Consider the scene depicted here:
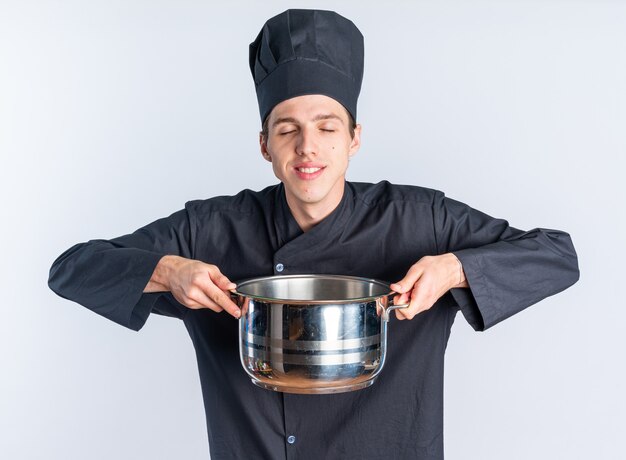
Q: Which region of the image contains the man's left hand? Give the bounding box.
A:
[390,253,469,320]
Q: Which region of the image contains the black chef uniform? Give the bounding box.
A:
[48,181,579,459]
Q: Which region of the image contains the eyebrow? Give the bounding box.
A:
[272,113,344,128]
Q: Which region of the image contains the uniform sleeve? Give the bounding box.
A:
[432,191,579,331]
[48,207,194,331]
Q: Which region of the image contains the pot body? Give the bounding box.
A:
[233,275,398,394]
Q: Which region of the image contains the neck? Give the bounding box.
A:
[285,182,346,232]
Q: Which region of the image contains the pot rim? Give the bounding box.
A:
[232,274,395,305]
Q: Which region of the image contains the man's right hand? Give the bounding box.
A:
[144,255,241,318]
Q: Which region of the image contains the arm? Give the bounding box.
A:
[48,207,239,331]
[392,192,579,329]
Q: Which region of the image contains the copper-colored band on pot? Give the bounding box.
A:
[242,332,381,352]
[244,348,381,366]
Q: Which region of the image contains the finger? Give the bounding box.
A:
[208,266,237,291]
[396,288,419,320]
[185,289,225,313]
[393,291,411,306]
[390,264,424,295]
[391,264,424,315]
[398,281,430,320]
[394,285,413,320]
[397,278,440,320]
[203,284,241,318]
[190,265,240,317]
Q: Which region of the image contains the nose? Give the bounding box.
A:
[295,127,317,156]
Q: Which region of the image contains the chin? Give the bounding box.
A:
[295,188,330,203]
[285,180,341,207]
[297,194,324,204]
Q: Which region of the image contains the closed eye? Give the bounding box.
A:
[279,130,296,136]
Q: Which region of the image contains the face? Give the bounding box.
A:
[260,94,361,214]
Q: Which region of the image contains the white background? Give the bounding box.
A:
[1,1,624,459]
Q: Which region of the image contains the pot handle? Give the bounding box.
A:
[382,300,410,321]
[230,291,248,316]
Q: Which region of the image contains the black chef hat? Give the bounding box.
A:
[249,9,364,124]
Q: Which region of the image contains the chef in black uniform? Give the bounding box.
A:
[48,9,579,460]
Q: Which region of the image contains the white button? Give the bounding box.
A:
[287,435,296,444]
[276,263,284,272]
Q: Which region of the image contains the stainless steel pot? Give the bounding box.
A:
[232,274,408,394]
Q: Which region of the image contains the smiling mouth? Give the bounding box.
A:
[294,165,325,180]
[296,167,322,173]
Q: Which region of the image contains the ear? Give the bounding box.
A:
[348,124,362,158]
[259,133,272,162]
